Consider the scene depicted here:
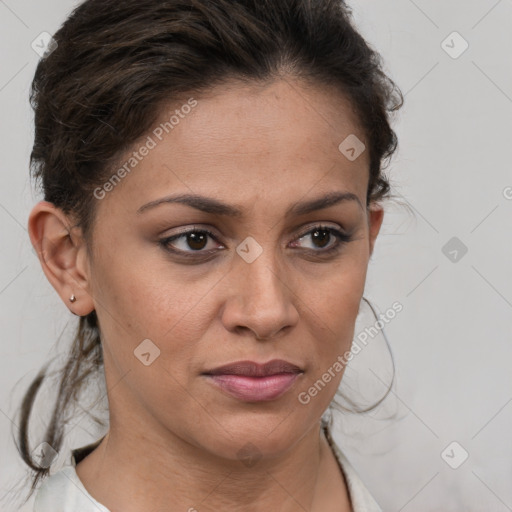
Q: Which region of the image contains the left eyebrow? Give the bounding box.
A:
[136,191,363,217]
[285,191,363,217]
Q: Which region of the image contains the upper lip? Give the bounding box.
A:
[203,359,303,377]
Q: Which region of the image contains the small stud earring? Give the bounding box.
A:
[69,294,77,303]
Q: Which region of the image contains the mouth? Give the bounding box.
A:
[202,359,304,402]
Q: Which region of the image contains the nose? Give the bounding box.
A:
[220,247,300,341]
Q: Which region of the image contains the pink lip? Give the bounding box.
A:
[203,359,303,402]
[208,373,300,401]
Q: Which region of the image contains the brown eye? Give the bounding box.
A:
[310,228,332,249]
[185,232,208,251]
[291,225,351,253]
[160,228,223,255]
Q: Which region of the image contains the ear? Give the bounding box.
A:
[28,201,95,316]
[367,203,384,259]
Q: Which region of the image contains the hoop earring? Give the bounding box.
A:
[69,294,77,303]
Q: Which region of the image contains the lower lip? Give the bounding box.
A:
[206,373,301,402]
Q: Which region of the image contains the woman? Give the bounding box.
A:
[19,0,402,510]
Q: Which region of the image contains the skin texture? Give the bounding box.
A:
[28,77,384,512]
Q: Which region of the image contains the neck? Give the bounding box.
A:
[75,420,346,512]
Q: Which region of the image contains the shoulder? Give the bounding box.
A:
[33,465,110,512]
[324,425,383,512]
[334,446,383,512]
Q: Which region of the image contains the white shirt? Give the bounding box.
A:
[33,432,382,512]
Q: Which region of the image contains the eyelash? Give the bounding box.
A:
[158,225,353,260]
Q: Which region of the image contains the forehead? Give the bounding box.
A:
[99,78,369,215]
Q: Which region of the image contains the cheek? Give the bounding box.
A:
[91,261,207,419]
[91,254,218,378]
[301,257,366,384]
[310,257,366,330]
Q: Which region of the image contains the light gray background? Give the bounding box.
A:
[1,1,511,511]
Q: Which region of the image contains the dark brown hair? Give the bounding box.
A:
[14,0,402,505]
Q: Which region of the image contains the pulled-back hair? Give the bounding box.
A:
[16,0,402,504]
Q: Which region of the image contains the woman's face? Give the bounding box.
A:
[80,78,383,460]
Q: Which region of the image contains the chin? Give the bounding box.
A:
[187,410,315,462]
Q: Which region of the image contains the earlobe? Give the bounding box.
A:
[28,201,95,316]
